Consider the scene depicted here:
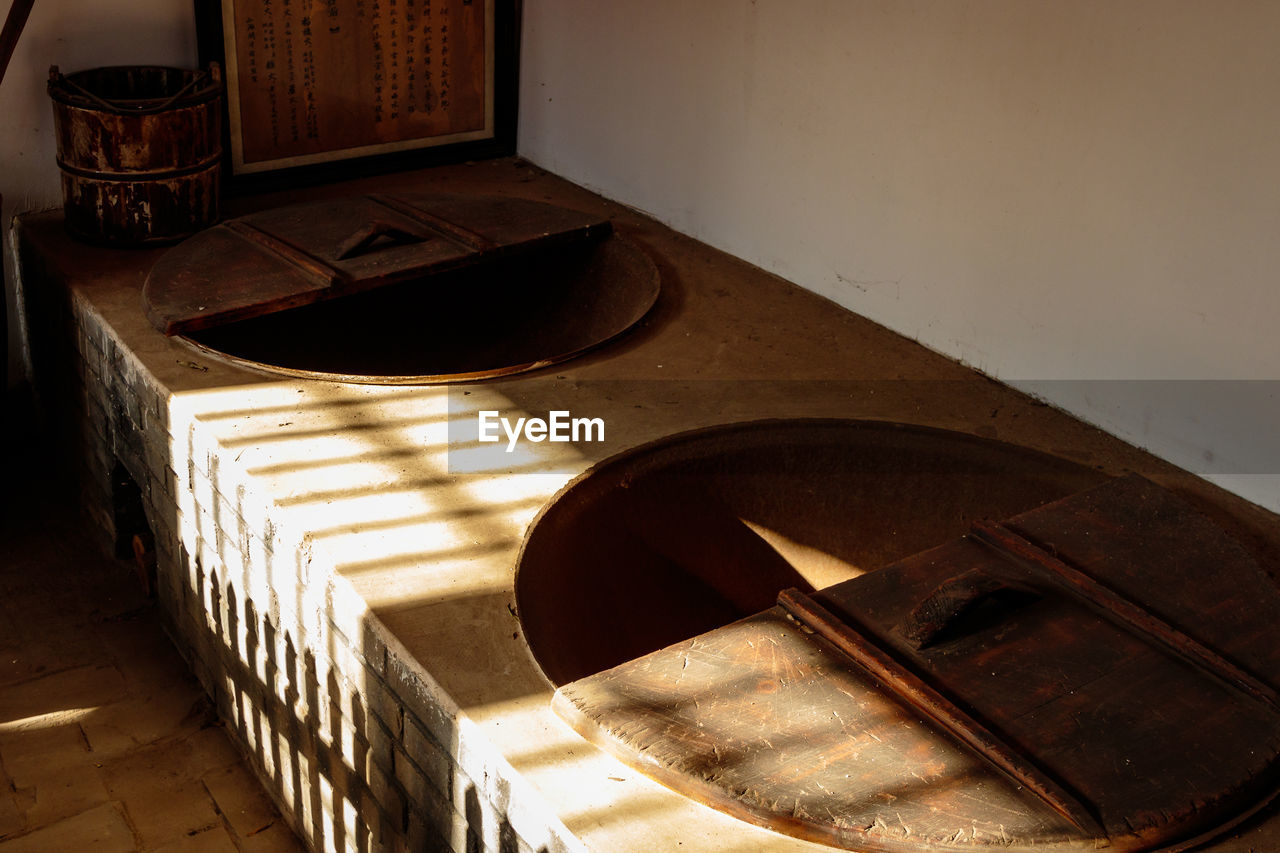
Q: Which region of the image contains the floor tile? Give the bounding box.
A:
[0,423,304,853]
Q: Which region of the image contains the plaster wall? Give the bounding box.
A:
[518,0,1280,511]
[1,0,196,384]
[3,1,1277,512]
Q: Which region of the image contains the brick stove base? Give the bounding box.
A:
[22,243,552,853]
[16,158,1280,853]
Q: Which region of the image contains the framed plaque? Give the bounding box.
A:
[196,0,518,187]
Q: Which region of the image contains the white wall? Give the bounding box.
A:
[3,1,1277,511]
[519,0,1280,511]
[2,0,196,382]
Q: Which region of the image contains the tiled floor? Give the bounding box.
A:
[0,405,305,853]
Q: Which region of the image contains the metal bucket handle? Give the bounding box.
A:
[49,63,221,114]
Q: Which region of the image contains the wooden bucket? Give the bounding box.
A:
[48,65,223,246]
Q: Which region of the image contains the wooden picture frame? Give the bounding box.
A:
[195,0,518,190]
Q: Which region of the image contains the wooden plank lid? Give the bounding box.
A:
[554,475,1280,851]
[143,192,612,335]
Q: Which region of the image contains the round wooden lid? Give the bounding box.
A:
[142,192,660,383]
[554,474,1280,851]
